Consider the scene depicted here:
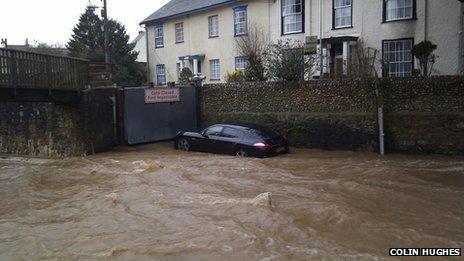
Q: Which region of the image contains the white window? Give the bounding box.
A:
[175,22,184,43]
[234,6,247,36]
[383,39,413,77]
[385,0,414,21]
[156,64,166,84]
[210,59,220,80]
[208,15,219,37]
[235,57,248,72]
[155,24,164,48]
[334,0,352,28]
[282,0,303,34]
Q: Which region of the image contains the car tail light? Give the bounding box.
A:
[253,142,269,149]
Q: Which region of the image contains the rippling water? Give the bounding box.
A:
[0,143,463,260]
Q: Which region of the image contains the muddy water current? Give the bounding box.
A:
[0,143,463,260]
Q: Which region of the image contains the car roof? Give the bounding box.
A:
[218,122,271,132]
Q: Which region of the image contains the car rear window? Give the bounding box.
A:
[247,127,279,139]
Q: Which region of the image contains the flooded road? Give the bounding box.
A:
[0,143,463,260]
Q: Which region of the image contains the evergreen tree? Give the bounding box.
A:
[67,7,144,86]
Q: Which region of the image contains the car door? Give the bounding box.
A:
[200,125,224,152]
[212,127,242,154]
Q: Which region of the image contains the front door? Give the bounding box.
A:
[330,44,344,77]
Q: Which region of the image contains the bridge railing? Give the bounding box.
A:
[0,48,89,92]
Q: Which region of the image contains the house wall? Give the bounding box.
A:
[134,32,147,63]
[309,0,461,76]
[146,0,273,84]
[145,0,462,84]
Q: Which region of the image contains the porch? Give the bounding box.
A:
[318,36,358,78]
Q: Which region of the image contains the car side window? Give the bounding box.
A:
[221,127,240,138]
[204,126,223,136]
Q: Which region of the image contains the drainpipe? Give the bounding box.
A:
[461,1,464,74]
[268,0,271,43]
[424,0,428,41]
[144,25,151,83]
[318,0,323,78]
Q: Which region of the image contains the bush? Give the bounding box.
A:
[226,70,245,83]
[179,68,193,85]
[265,39,316,82]
[412,40,438,77]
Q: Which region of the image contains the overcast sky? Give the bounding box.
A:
[0,0,170,46]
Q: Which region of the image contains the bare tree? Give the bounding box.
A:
[348,39,380,78]
[266,39,317,82]
[234,23,268,81]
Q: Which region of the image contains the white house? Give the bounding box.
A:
[132,31,147,63]
[140,0,464,85]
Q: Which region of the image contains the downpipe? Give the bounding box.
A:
[461,1,464,74]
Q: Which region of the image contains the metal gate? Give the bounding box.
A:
[123,86,199,145]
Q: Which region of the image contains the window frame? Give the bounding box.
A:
[156,64,166,85]
[281,0,305,35]
[208,15,219,38]
[234,57,248,72]
[382,0,417,23]
[381,38,414,77]
[332,0,353,30]
[154,24,164,48]
[174,22,184,43]
[233,6,248,37]
[209,59,221,81]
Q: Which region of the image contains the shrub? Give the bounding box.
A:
[265,39,316,82]
[412,40,438,77]
[179,68,193,85]
[226,70,245,83]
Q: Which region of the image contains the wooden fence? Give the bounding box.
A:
[0,48,89,92]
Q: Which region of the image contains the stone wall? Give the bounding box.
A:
[0,102,85,157]
[0,87,119,158]
[381,77,464,155]
[200,76,464,155]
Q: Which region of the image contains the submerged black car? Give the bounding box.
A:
[174,123,289,157]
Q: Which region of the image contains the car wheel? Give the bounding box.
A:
[235,149,248,157]
[177,138,190,151]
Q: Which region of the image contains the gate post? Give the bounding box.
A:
[192,76,205,131]
[193,75,205,88]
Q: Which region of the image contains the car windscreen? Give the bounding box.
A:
[204,126,223,136]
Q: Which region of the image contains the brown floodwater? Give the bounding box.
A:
[0,143,463,260]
